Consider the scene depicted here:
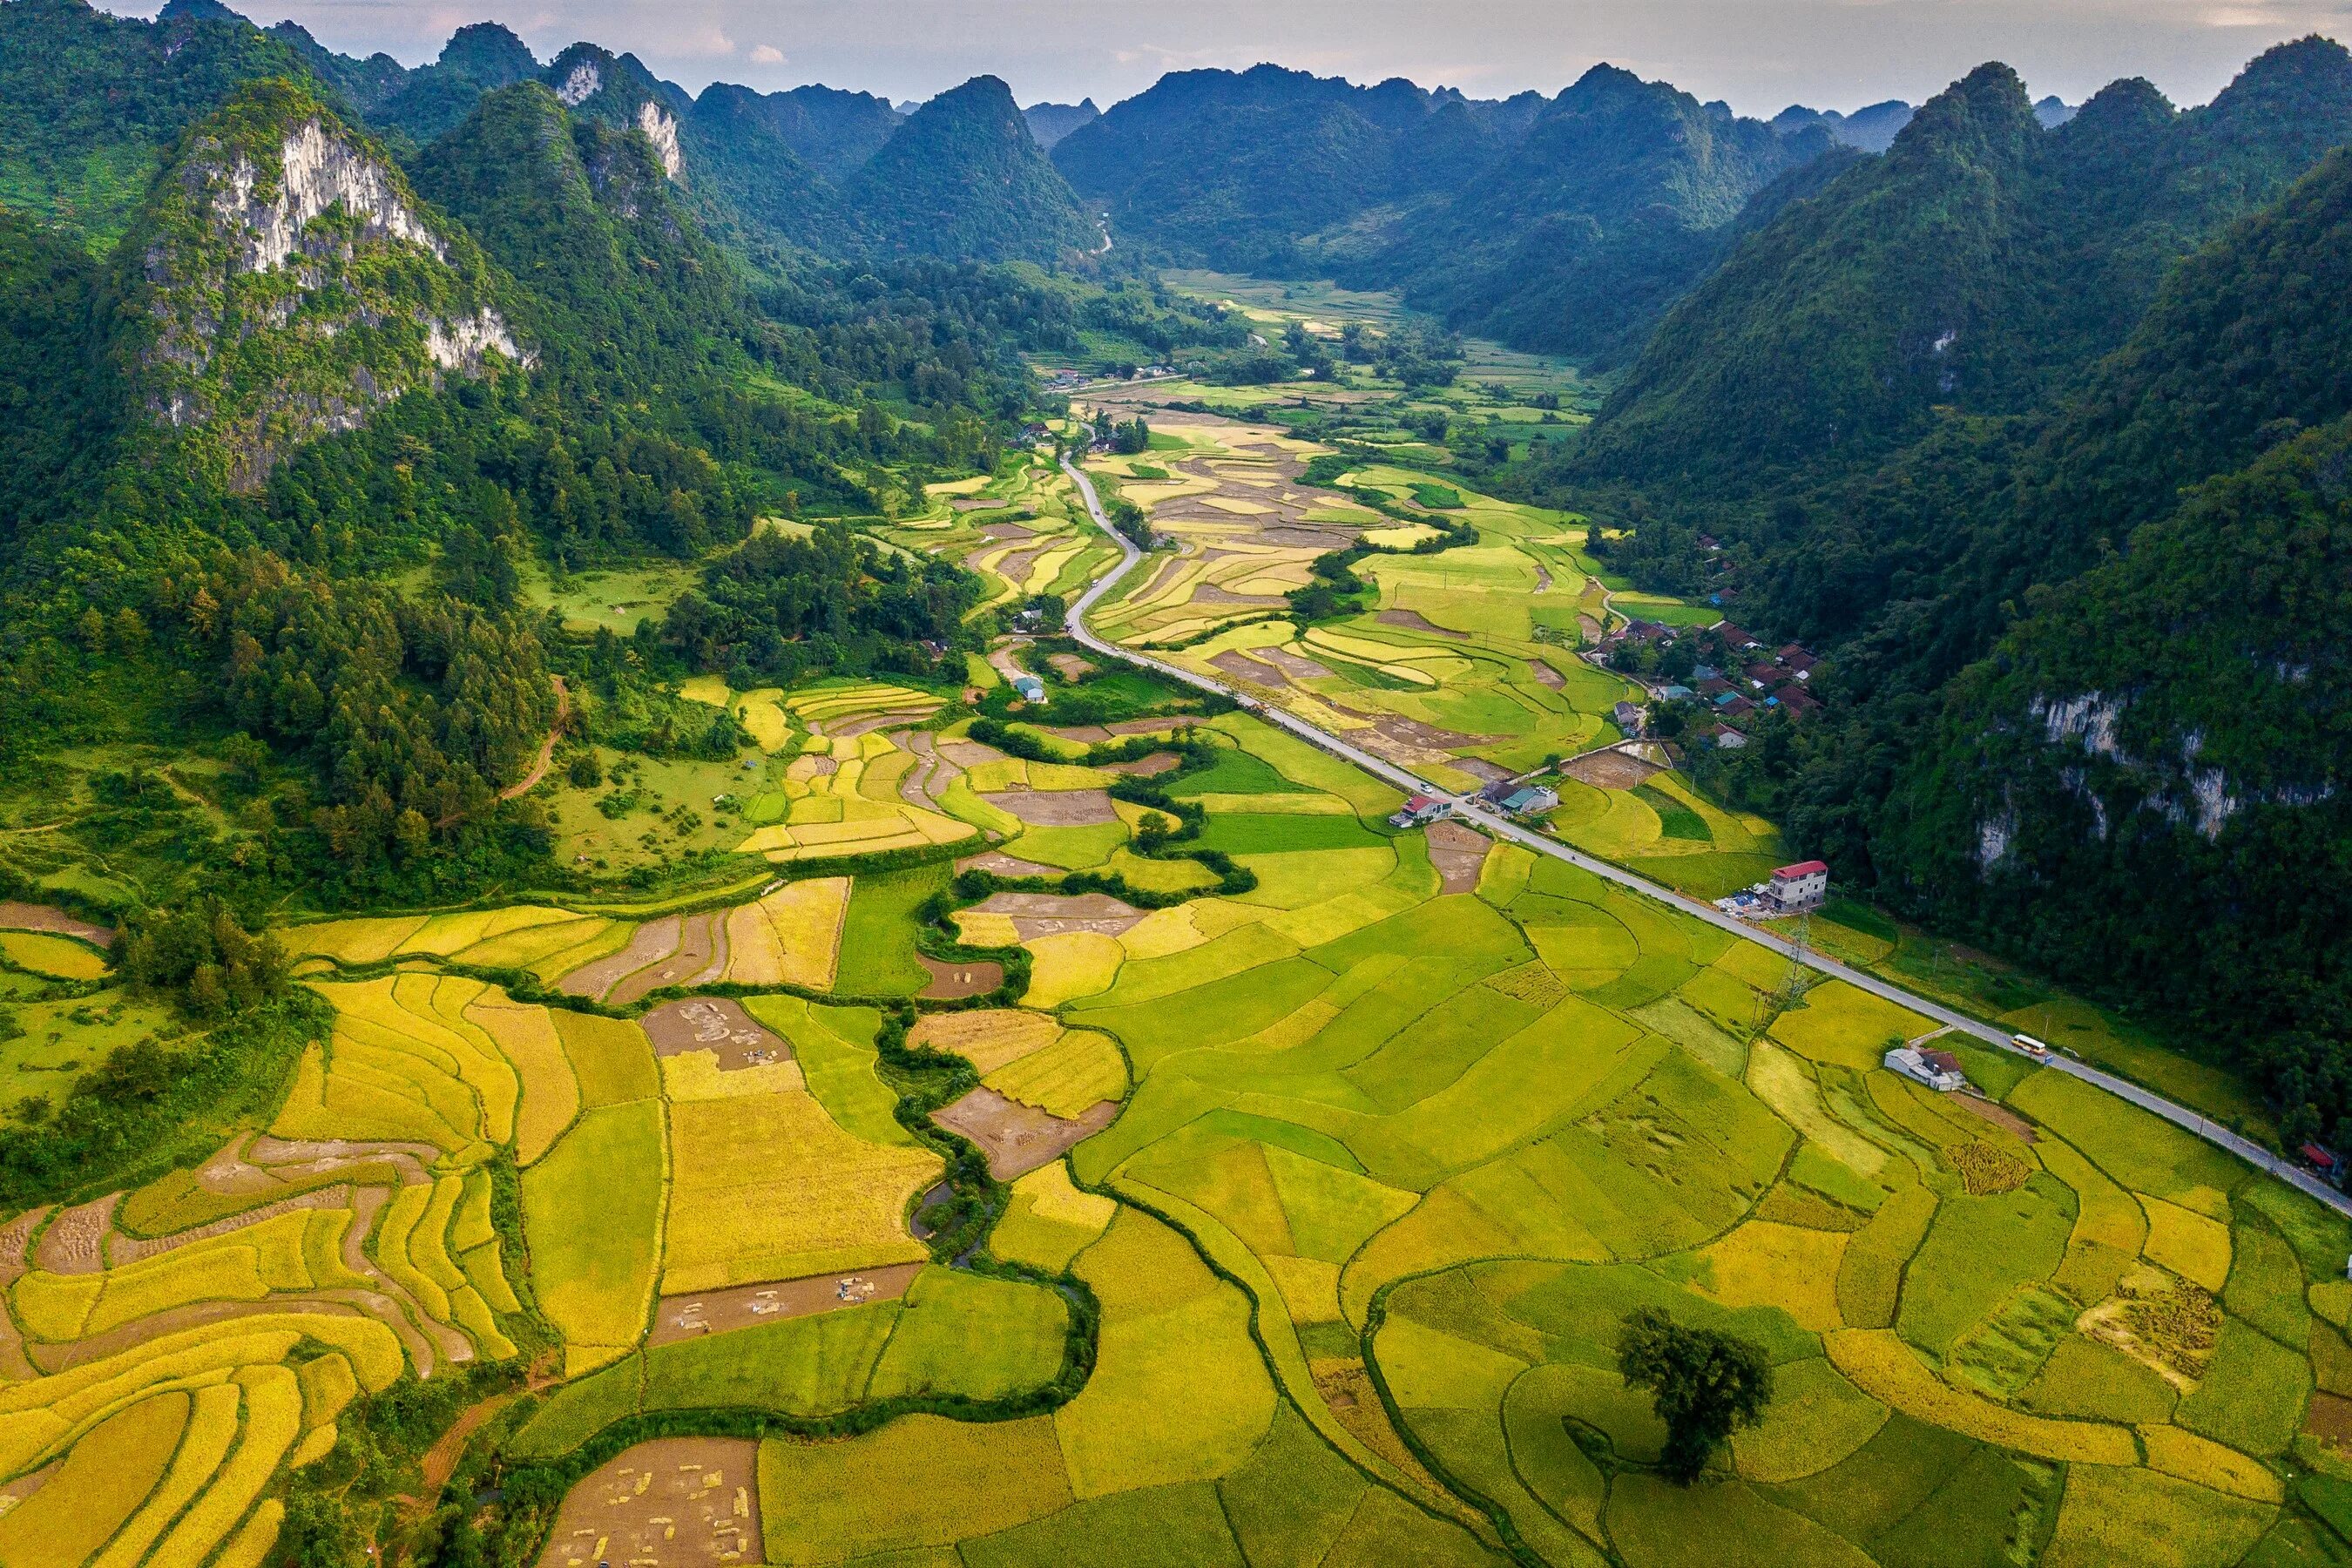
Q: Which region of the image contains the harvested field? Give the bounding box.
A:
[648,1263,924,1347]
[606,912,729,1005]
[1101,752,1182,777]
[1375,609,1468,640]
[971,892,1145,940]
[957,850,1062,877]
[1253,645,1334,682]
[1530,660,1565,690]
[941,741,1009,767]
[979,787,1119,826]
[1048,653,1097,679]
[537,1436,760,1568]
[35,1193,118,1274]
[918,956,1004,999]
[1950,1094,2038,1143]
[641,998,794,1071]
[554,916,676,1000]
[1212,650,1287,686]
[1424,820,1492,895]
[931,1087,1121,1180]
[1455,757,1514,784]
[0,901,113,947]
[1564,747,1661,788]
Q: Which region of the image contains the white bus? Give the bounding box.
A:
[2011,1033,2052,1060]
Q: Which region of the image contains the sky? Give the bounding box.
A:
[112,0,2352,116]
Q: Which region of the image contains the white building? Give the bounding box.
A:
[1767,860,1829,910]
[1884,1045,1967,1092]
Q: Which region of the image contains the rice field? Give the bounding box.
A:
[9,620,2333,1568]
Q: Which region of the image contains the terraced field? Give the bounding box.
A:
[5,689,2336,1568]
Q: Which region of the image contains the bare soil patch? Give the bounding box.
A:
[1212,650,1286,687]
[1101,752,1181,778]
[240,1135,436,1189]
[110,1186,352,1265]
[1455,757,1514,785]
[1950,1094,2038,1144]
[1564,747,1662,789]
[1047,653,1096,679]
[826,709,934,741]
[0,1207,46,1283]
[1376,609,1468,640]
[957,851,1062,878]
[941,740,1007,767]
[2309,1391,2352,1451]
[918,956,1004,999]
[558,915,679,999]
[640,998,794,1071]
[1529,660,1565,690]
[973,893,1142,940]
[34,1193,118,1274]
[649,1263,924,1347]
[1254,645,1334,682]
[1043,724,1113,744]
[1425,820,1493,895]
[979,788,1119,826]
[978,520,1036,540]
[0,902,112,948]
[930,1088,1119,1180]
[537,1436,760,1568]
[609,910,727,1006]
[951,497,1010,511]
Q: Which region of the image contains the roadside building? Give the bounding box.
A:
[1012,674,1046,703]
[1767,860,1829,910]
[1885,1045,1968,1092]
[1612,700,1645,733]
[1501,785,1559,817]
[1390,794,1453,828]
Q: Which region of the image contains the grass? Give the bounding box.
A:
[1824,1328,2136,1463]
[959,1482,1247,1568]
[1607,1475,1881,1568]
[1895,1174,2075,1355]
[759,1413,1074,1564]
[1729,1357,1889,1484]
[0,1388,187,1565]
[2039,1463,2274,1568]
[550,1009,659,1107]
[835,866,950,997]
[2173,1318,2310,1456]
[664,1074,939,1292]
[1052,1209,1275,1500]
[994,1162,1119,1273]
[523,1099,666,1355]
[742,996,912,1146]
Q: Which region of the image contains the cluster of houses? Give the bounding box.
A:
[1595,619,1823,751]
[1389,777,1561,831]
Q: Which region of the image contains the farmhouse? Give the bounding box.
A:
[1391,794,1453,828]
[1767,860,1829,910]
[1612,700,1645,733]
[1501,785,1558,817]
[1012,674,1046,703]
[1885,1044,1969,1092]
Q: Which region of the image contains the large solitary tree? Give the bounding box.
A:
[1617,1307,1774,1482]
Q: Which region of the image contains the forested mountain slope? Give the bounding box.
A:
[1577,37,2352,497]
[847,75,1098,261]
[1550,66,2352,1138]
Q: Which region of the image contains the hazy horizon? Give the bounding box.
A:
[100,0,2351,119]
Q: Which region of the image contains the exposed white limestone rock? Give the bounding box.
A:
[557,60,602,105]
[636,100,683,179]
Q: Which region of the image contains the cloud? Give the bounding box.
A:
[668,21,736,57]
[751,43,787,64]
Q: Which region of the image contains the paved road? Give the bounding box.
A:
[1060,458,2352,1220]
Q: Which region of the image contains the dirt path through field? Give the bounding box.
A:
[500,675,571,801]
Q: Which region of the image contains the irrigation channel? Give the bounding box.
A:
[1058,456,2352,1220]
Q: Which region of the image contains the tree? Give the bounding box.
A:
[1616,1307,1773,1482]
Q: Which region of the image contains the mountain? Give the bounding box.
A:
[1023,98,1099,148]
[1333,64,1836,365]
[1577,39,2352,498]
[121,78,522,491]
[1053,62,1835,365]
[2035,94,2078,126]
[707,83,902,179]
[1051,65,1524,272]
[1772,98,1915,151]
[0,0,310,241]
[847,75,1098,261]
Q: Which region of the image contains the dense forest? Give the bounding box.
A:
[1548,38,2352,1144]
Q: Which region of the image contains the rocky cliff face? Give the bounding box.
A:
[133,81,524,490]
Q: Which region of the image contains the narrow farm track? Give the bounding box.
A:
[500,674,571,801]
[1060,456,2352,1220]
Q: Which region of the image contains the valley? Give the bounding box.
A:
[0,4,2343,1567]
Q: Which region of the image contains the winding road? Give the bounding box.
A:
[1058,457,2352,1220]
